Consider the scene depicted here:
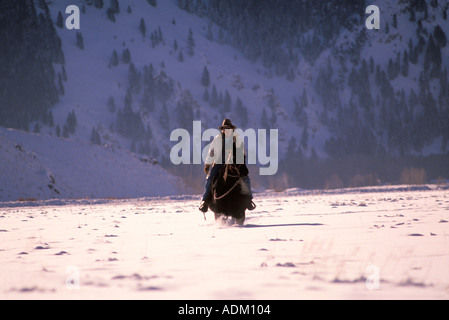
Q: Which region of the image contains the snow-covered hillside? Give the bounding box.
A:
[46,0,449,155]
[0,127,185,201]
[1,0,448,194]
[50,0,297,154]
[47,0,449,187]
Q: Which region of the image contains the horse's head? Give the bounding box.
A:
[209,164,249,224]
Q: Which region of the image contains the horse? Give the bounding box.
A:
[207,163,251,226]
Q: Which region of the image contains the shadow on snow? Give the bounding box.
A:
[241,222,324,228]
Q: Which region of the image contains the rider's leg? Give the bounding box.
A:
[242,175,256,210]
[200,164,222,212]
[242,175,253,199]
[201,177,212,202]
[201,164,221,202]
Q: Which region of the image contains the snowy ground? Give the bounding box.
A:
[1,185,449,300]
[0,127,185,201]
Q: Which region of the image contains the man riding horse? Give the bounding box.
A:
[199,119,256,213]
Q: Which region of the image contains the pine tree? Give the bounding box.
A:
[424,36,432,71]
[187,28,195,56]
[218,91,223,107]
[110,0,120,13]
[90,127,102,145]
[234,97,248,127]
[177,0,185,10]
[409,41,418,65]
[218,28,225,44]
[394,52,401,78]
[177,50,184,62]
[154,71,174,102]
[109,49,119,67]
[401,50,409,77]
[184,0,194,13]
[286,136,298,158]
[139,18,147,38]
[387,58,395,80]
[424,34,442,77]
[62,65,67,81]
[56,11,63,28]
[160,102,169,131]
[143,63,155,89]
[150,32,156,48]
[48,110,54,127]
[107,96,116,113]
[124,90,132,110]
[433,25,447,48]
[94,0,104,9]
[409,8,416,22]
[176,98,193,129]
[286,67,295,81]
[146,123,153,140]
[300,88,308,108]
[270,110,277,128]
[116,95,145,140]
[121,48,131,64]
[62,124,69,138]
[128,63,141,94]
[369,57,374,73]
[33,123,41,133]
[301,127,308,149]
[294,92,309,128]
[65,110,77,135]
[107,8,116,22]
[210,84,218,107]
[76,32,84,49]
[157,26,163,42]
[142,87,155,112]
[203,88,209,102]
[147,0,157,7]
[201,66,210,86]
[58,73,64,95]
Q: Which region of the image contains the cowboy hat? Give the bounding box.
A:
[218,118,237,130]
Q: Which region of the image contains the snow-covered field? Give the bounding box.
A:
[1,185,448,300]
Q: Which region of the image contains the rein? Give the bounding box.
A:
[213,164,241,201]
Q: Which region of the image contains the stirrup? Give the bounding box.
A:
[247,200,256,211]
[199,201,208,213]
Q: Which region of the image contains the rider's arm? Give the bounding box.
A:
[234,132,246,165]
[204,134,222,165]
